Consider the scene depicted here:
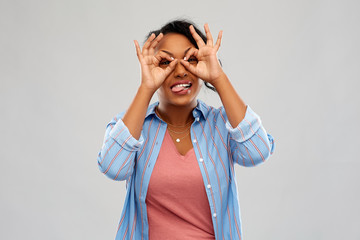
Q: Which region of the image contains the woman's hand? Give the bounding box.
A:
[180,24,224,85]
[134,33,178,93]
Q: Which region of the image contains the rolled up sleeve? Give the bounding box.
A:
[97,113,144,181]
[226,106,275,166]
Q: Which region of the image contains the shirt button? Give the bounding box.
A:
[193,139,197,143]
[196,117,200,121]
[207,184,211,189]
[213,213,217,218]
[199,158,204,162]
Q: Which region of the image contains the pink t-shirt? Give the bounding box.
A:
[146,130,215,240]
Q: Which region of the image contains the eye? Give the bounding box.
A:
[187,57,198,64]
[159,60,171,67]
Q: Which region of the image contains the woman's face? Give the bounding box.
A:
[156,33,202,108]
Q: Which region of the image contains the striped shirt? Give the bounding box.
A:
[97,99,275,240]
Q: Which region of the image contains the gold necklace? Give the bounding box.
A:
[156,108,193,143]
[167,125,191,134]
[168,130,190,142]
[156,108,193,127]
[164,119,193,128]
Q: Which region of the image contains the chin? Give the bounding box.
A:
[175,98,198,107]
[169,96,198,107]
[158,93,197,108]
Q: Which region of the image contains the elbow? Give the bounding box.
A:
[254,143,272,166]
[257,148,271,165]
[251,132,275,166]
[97,153,117,180]
[97,152,133,181]
[99,166,122,181]
[243,140,272,167]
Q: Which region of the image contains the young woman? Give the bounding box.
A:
[98,20,275,240]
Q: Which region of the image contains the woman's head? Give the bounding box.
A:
[146,19,216,92]
[152,31,201,108]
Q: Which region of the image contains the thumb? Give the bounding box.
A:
[163,59,178,76]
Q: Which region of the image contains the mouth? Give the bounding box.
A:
[170,82,192,94]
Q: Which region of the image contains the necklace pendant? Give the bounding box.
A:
[176,138,180,143]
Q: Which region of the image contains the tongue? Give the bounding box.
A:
[171,86,186,93]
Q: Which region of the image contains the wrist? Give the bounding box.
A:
[211,72,228,89]
[138,84,157,97]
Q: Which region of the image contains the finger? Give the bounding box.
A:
[149,33,163,55]
[204,23,213,46]
[134,40,143,61]
[164,59,178,76]
[189,25,205,48]
[214,30,223,51]
[183,47,198,62]
[180,59,197,76]
[142,33,156,54]
[154,51,174,65]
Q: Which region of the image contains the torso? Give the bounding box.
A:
[146,129,215,240]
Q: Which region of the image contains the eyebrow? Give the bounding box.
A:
[161,47,191,57]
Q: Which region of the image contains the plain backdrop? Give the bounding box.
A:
[1,0,359,239]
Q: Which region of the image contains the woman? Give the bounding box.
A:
[98,20,275,240]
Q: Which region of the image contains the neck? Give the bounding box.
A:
[156,101,197,126]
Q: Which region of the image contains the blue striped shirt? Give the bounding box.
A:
[98,99,275,240]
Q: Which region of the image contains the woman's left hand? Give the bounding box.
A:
[180,24,224,85]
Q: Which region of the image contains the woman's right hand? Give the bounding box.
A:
[134,33,178,93]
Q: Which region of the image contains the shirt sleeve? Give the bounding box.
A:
[97,112,144,181]
[225,105,275,167]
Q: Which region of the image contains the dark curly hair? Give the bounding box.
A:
[146,19,217,92]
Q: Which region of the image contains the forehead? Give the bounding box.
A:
[156,33,195,54]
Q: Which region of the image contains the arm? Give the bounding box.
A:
[181,24,247,126]
[221,106,275,166]
[98,33,178,180]
[123,34,178,139]
[97,113,143,180]
[181,24,275,165]
[212,73,247,128]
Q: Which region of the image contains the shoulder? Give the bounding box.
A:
[197,99,227,124]
[106,102,159,128]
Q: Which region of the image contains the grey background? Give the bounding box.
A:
[1,0,359,239]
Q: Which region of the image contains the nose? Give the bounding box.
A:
[173,61,188,78]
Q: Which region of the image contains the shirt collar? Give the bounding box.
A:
[145,102,159,118]
[145,99,208,120]
[193,99,208,120]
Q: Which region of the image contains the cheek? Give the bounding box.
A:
[156,83,168,99]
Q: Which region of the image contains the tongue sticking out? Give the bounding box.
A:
[171,85,187,93]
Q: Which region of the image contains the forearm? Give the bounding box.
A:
[122,85,155,139]
[213,73,247,128]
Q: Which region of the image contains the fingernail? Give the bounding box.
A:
[171,57,174,60]
[183,57,187,60]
